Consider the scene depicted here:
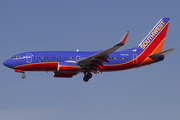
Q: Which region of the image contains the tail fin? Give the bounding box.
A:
[137,18,170,55]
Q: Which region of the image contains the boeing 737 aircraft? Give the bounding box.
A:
[3,18,175,82]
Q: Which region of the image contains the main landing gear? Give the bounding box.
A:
[83,72,92,82]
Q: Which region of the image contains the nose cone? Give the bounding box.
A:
[3,60,8,66]
[3,59,12,68]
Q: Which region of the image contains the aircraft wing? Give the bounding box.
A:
[78,31,129,68]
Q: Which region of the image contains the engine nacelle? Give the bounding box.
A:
[54,62,81,78]
[53,72,74,78]
[58,62,80,72]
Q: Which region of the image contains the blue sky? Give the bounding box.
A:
[0,0,180,120]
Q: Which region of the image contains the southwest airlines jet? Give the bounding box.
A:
[3,18,175,82]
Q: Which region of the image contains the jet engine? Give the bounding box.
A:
[53,62,81,78]
[57,62,81,72]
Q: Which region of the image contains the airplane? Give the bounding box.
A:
[3,18,176,82]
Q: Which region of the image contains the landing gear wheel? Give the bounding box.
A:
[83,72,93,82]
[83,76,89,82]
[87,73,92,79]
[22,74,26,79]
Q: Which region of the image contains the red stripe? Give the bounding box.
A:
[14,62,58,71]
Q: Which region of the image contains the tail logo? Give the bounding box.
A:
[140,20,166,49]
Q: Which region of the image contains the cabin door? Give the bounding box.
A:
[26,53,32,63]
[133,54,138,64]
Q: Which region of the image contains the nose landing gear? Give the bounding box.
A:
[22,74,26,79]
[15,69,26,79]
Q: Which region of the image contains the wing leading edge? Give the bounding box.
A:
[78,31,129,68]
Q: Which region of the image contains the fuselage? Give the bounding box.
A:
[3,46,158,73]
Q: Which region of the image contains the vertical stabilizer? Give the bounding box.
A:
[137,18,170,55]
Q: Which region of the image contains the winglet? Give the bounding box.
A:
[116,31,129,46]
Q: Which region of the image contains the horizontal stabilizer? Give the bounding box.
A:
[149,48,176,58]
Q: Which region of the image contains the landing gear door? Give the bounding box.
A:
[26,53,32,63]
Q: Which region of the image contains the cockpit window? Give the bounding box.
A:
[12,56,20,59]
